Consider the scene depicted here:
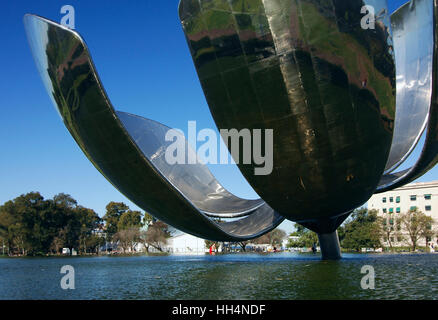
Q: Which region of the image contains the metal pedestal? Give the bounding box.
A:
[318,231,342,260]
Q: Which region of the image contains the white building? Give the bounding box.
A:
[282,236,300,249]
[367,180,438,248]
[164,232,207,255]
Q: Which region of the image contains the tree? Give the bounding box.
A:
[142,212,154,226]
[205,240,220,252]
[0,192,102,256]
[9,223,27,255]
[380,214,402,251]
[53,193,77,209]
[0,229,7,255]
[1,192,50,255]
[237,241,250,252]
[103,202,129,238]
[50,234,64,254]
[84,234,105,254]
[341,209,382,251]
[270,229,287,247]
[112,210,144,253]
[287,224,319,248]
[141,221,170,252]
[399,209,434,251]
[117,210,143,231]
[337,225,346,243]
[58,219,81,254]
[75,206,101,254]
[114,227,140,253]
[253,228,287,247]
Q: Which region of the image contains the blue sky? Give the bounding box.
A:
[0,0,430,234]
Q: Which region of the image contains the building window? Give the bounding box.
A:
[389,219,394,225]
[383,208,387,213]
[425,205,432,211]
[390,197,393,202]
[397,236,402,242]
[389,208,394,213]
[396,207,400,213]
[425,194,432,200]
[410,195,416,201]
[382,197,386,203]
[396,196,400,203]
[410,206,417,211]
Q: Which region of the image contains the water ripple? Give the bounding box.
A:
[0,253,437,299]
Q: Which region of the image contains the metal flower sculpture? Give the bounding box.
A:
[24,0,437,259]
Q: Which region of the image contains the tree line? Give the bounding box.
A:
[2,193,434,256]
[205,228,287,253]
[0,192,170,256]
[103,201,170,253]
[288,208,436,252]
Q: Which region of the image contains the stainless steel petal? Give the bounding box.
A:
[383,0,434,173]
[116,111,265,218]
[180,0,396,223]
[377,0,438,192]
[23,14,284,241]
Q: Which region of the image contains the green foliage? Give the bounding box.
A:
[0,193,158,256]
[337,225,346,243]
[142,212,154,226]
[0,192,103,255]
[103,202,129,238]
[117,210,143,231]
[287,224,318,248]
[341,208,382,251]
[399,208,435,251]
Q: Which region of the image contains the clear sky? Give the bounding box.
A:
[0,0,432,234]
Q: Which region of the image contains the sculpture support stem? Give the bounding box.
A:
[318,231,342,260]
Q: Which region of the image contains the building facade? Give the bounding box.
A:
[164,233,207,255]
[367,180,438,248]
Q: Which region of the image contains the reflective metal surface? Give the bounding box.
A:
[23,14,284,241]
[383,0,433,174]
[180,0,395,226]
[117,111,265,218]
[377,0,438,192]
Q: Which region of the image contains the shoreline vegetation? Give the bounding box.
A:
[0,249,435,259]
[0,192,172,257]
[1,193,436,258]
[287,208,436,254]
